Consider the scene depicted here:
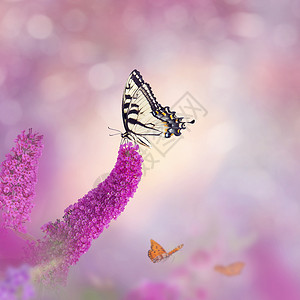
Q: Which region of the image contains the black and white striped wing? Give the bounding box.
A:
[122,70,167,146]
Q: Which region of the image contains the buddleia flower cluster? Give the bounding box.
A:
[27,143,143,285]
[0,129,43,233]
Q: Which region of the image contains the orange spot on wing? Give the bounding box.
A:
[163,122,169,133]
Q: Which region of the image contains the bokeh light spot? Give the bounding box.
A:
[88,63,114,91]
[230,13,264,38]
[1,9,24,39]
[67,40,98,64]
[41,73,73,102]
[27,14,53,39]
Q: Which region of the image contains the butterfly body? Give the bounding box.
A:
[121,70,195,147]
[148,239,183,263]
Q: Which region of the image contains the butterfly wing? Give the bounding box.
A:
[152,106,195,138]
[122,70,166,147]
[148,239,167,263]
[214,262,245,276]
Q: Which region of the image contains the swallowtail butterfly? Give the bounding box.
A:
[115,69,195,147]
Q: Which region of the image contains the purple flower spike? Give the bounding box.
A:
[28,143,143,285]
[0,129,43,233]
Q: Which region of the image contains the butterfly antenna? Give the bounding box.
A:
[184,118,195,124]
[108,126,122,136]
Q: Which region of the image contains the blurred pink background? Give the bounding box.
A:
[0,0,300,299]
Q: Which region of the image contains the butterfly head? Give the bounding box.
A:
[120,131,151,148]
[120,131,128,138]
[121,131,135,143]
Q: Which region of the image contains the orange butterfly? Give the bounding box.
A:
[214,262,245,276]
[148,239,184,263]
